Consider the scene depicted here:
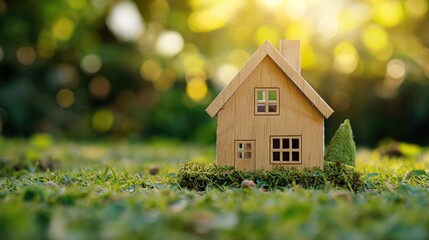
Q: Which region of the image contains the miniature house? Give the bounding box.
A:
[206,40,334,171]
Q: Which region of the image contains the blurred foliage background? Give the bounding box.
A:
[0,0,428,146]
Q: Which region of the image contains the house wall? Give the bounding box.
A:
[216,56,324,170]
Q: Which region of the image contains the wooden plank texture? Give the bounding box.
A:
[206,40,333,119]
[216,57,324,170]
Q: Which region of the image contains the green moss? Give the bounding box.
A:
[177,162,364,191]
[325,119,357,167]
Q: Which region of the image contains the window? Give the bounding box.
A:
[270,136,301,164]
[255,88,279,115]
[236,141,254,160]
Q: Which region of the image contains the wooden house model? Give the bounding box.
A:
[206,40,334,171]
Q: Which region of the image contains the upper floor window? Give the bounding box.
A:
[255,88,279,115]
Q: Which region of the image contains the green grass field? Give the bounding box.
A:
[1,136,429,239]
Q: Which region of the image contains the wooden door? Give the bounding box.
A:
[234,140,256,170]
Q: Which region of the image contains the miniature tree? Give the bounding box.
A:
[325,119,356,167]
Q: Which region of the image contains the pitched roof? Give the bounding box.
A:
[206,40,334,119]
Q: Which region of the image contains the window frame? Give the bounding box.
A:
[235,140,255,161]
[254,88,280,115]
[270,136,302,165]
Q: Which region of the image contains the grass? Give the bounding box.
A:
[2,138,429,239]
[177,162,364,191]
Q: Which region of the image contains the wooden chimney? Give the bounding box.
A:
[279,40,301,74]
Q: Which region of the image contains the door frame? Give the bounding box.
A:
[234,140,256,170]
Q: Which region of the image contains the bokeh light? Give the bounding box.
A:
[185,67,206,82]
[214,64,239,87]
[333,42,359,74]
[405,0,428,18]
[37,32,57,58]
[92,109,114,132]
[106,1,145,41]
[140,59,162,81]
[89,76,111,99]
[52,17,75,41]
[0,0,5,14]
[80,54,102,74]
[182,52,205,72]
[56,89,75,108]
[2,0,429,145]
[153,69,176,91]
[186,77,208,102]
[16,46,36,65]
[68,0,87,10]
[386,59,406,80]
[376,59,407,98]
[56,64,79,87]
[338,3,371,34]
[372,0,404,27]
[228,49,250,67]
[362,24,390,58]
[156,31,184,57]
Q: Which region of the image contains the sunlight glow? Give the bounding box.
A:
[338,2,371,33]
[186,77,208,102]
[260,0,282,8]
[284,0,307,20]
[156,31,184,57]
[16,46,36,65]
[256,25,279,46]
[300,44,317,70]
[188,0,242,32]
[81,54,102,74]
[318,16,339,38]
[106,1,145,41]
[373,0,404,27]
[284,20,312,45]
[56,89,75,108]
